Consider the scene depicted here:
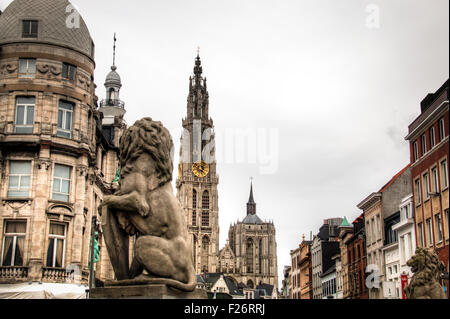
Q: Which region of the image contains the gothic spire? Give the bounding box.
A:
[194,51,203,78]
[187,50,209,120]
[248,180,255,204]
[247,179,256,216]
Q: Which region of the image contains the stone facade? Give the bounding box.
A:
[218,184,278,290]
[0,0,124,286]
[289,246,301,299]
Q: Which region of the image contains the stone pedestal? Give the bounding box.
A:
[89,284,208,299]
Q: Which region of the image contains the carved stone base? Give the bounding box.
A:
[89,284,208,299]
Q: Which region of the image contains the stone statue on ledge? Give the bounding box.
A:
[404,247,447,299]
[94,118,202,298]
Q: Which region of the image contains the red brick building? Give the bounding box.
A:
[405,79,449,296]
[345,215,368,299]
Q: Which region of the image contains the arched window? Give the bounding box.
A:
[201,236,210,273]
[192,189,197,209]
[247,279,254,289]
[108,88,115,101]
[258,239,263,274]
[246,238,254,274]
[192,211,197,226]
[202,191,209,209]
[192,189,197,226]
[202,191,210,226]
[202,212,209,227]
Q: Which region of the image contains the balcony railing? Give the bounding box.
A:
[99,99,125,109]
[0,266,29,282]
[42,267,89,285]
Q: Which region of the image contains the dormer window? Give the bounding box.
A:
[22,20,38,38]
[62,63,77,81]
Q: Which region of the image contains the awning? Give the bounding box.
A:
[0,282,88,299]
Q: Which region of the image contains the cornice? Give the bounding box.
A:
[357,192,382,211]
[405,100,449,141]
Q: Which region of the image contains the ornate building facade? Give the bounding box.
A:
[176,54,220,274]
[0,0,125,286]
[218,184,278,290]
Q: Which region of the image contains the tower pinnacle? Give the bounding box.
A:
[113,33,117,67]
[194,53,203,77]
[247,180,256,216]
[187,53,209,120]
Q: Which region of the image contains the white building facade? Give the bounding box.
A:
[321,267,337,299]
[311,236,322,299]
[392,194,416,295]
[382,243,401,299]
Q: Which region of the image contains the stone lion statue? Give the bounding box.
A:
[404,247,446,299]
[99,118,196,292]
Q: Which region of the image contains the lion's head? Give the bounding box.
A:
[407,247,445,282]
[119,118,174,187]
[407,247,426,273]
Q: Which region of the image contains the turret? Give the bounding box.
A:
[98,33,126,146]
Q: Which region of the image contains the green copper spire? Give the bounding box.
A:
[341,216,351,227]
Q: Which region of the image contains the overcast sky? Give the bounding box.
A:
[1,0,448,288]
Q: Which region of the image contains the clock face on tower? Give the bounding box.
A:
[192,161,210,178]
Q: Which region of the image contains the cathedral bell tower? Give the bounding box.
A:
[176,52,219,274]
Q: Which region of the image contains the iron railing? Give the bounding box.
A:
[99,99,125,109]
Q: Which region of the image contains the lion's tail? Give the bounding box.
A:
[108,270,197,292]
[144,274,197,292]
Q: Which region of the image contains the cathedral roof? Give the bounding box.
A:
[242,214,264,225]
[0,0,94,59]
